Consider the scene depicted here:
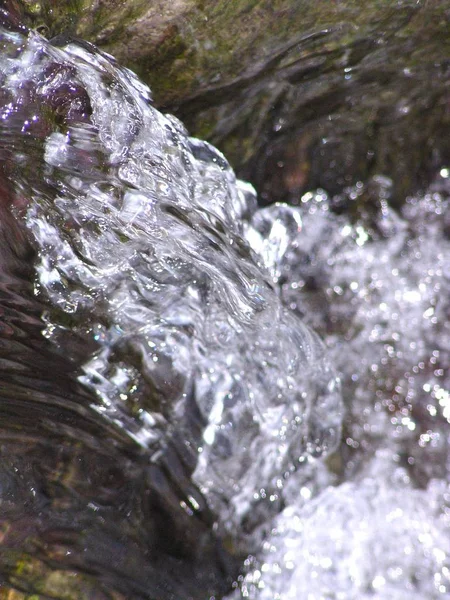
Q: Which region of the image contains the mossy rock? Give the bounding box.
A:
[16,0,450,202]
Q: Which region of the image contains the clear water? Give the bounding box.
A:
[0,15,449,600]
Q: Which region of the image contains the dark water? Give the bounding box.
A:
[0,5,449,600]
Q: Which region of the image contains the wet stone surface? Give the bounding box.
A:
[17,0,450,203]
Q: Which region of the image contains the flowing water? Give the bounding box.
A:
[230,181,450,599]
[0,9,449,600]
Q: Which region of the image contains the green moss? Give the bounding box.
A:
[1,550,124,600]
[0,588,46,600]
[19,0,88,37]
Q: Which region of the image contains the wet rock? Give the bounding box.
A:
[15,0,450,203]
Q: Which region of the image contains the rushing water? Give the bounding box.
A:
[230,181,450,599]
[0,9,449,600]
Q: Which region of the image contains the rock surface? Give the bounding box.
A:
[15,0,450,203]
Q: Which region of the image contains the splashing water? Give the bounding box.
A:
[0,10,449,600]
[231,452,450,600]
[0,16,341,598]
[232,179,450,598]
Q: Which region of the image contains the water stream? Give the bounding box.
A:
[0,10,449,600]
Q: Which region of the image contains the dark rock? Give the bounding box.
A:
[15,0,450,203]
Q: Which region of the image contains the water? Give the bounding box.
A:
[0,9,449,600]
[231,179,450,598]
[246,179,450,485]
[0,16,340,599]
[232,452,450,600]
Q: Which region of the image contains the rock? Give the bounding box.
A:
[15,0,450,203]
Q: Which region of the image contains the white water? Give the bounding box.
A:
[231,180,450,598]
